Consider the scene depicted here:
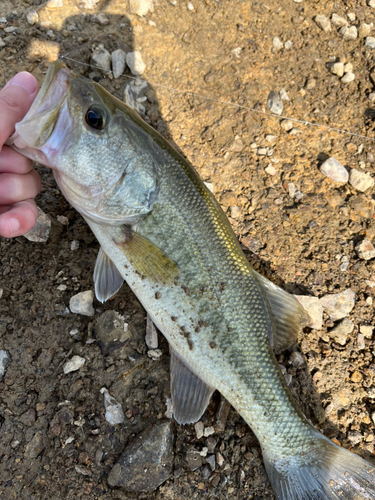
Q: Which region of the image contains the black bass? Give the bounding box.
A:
[7,61,375,499]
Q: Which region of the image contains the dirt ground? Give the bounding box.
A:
[0,0,375,499]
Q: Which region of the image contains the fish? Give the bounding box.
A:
[7,60,375,499]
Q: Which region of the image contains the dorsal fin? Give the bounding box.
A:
[93,247,124,303]
[252,270,309,353]
[114,226,179,284]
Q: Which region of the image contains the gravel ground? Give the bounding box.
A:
[0,0,375,499]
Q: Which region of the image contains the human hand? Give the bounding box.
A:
[0,72,40,238]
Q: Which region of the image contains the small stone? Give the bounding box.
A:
[126,51,146,76]
[280,119,293,131]
[340,256,350,272]
[279,88,290,101]
[320,157,349,183]
[257,147,268,156]
[195,421,204,439]
[0,38,5,48]
[357,333,366,350]
[305,78,316,90]
[272,37,283,52]
[147,349,162,360]
[265,134,276,143]
[216,452,225,467]
[75,465,92,476]
[360,325,373,338]
[341,72,355,83]
[348,430,362,445]
[187,2,194,10]
[0,350,10,381]
[331,13,348,27]
[339,26,357,40]
[111,49,127,78]
[368,0,375,8]
[70,240,79,251]
[93,310,130,355]
[267,91,283,115]
[359,23,371,38]
[329,62,344,77]
[347,13,356,22]
[230,137,244,152]
[186,449,202,470]
[70,290,95,316]
[204,182,214,192]
[349,169,374,192]
[265,164,277,176]
[57,284,67,291]
[81,0,100,7]
[289,351,305,368]
[351,371,363,383]
[146,314,158,349]
[329,318,354,345]
[130,0,154,16]
[320,289,356,320]
[27,9,39,25]
[365,36,375,49]
[294,296,323,329]
[314,15,331,32]
[57,215,69,225]
[100,388,125,425]
[63,355,86,374]
[355,239,375,260]
[91,12,109,25]
[203,426,215,437]
[284,40,292,50]
[288,183,297,198]
[25,433,45,458]
[343,62,353,74]
[229,205,240,219]
[108,422,173,490]
[91,46,111,72]
[24,207,51,242]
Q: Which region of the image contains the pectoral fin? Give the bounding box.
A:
[94,247,124,303]
[114,226,179,284]
[253,270,309,353]
[171,350,215,425]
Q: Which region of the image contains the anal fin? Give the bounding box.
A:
[94,247,124,303]
[171,350,215,425]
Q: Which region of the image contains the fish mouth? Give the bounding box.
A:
[6,61,72,164]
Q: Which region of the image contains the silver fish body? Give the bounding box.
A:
[7,61,375,499]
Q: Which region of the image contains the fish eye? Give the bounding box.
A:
[85,105,107,130]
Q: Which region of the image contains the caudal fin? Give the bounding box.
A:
[263,433,375,500]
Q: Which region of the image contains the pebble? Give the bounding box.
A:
[0,38,5,48]
[23,207,51,242]
[111,49,127,78]
[347,13,356,22]
[148,348,162,360]
[25,433,45,458]
[284,40,292,50]
[108,422,173,491]
[294,296,323,329]
[267,91,283,115]
[357,333,366,350]
[204,426,215,437]
[57,215,69,225]
[341,72,355,83]
[0,350,10,380]
[195,421,204,439]
[289,351,305,368]
[70,290,95,316]
[129,0,154,16]
[320,289,356,320]
[63,355,86,374]
[272,37,283,52]
[126,51,146,76]
[75,465,92,476]
[355,239,375,260]
[339,26,357,40]
[93,310,130,355]
[81,0,100,7]
[145,314,158,349]
[368,0,375,7]
[331,14,348,27]
[340,255,350,272]
[365,36,375,49]
[187,3,195,10]
[314,15,331,32]
[27,9,39,25]
[186,449,202,470]
[349,169,374,192]
[344,62,353,73]
[348,430,362,445]
[359,23,371,38]
[70,240,79,251]
[279,88,290,101]
[329,62,344,77]
[280,119,293,131]
[320,157,348,183]
[91,46,111,72]
[328,318,354,345]
[265,164,277,176]
[206,454,216,470]
[288,182,297,198]
[360,325,373,338]
[100,388,125,425]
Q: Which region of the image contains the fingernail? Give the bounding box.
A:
[7,218,20,234]
[8,72,38,94]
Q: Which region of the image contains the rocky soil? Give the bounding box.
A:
[0,0,375,499]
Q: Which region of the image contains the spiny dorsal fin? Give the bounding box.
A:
[252,270,309,353]
[171,350,215,425]
[93,246,124,303]
[114,226,179,284]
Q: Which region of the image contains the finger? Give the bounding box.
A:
[0,72,39,146]
[0,145,34,174]
[0,170,41,205]
[0,199,38,238]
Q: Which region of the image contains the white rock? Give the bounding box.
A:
[57,284,67,291]
[358,333,366,350]
[24,207,51,242]
[204,426,215,437]
[91,46,111,72]
[279,88,290,101]
[320,157,348,182]
[111,49,126,78]
[57,215,69,225]
[272,37,283,52]
[331,13,348,27]
[129,0,154,16]
[81,0,100,7]
[360,325,373,338]
[70,240,79,251]
[187,2,194,10]
[91,13,109,25]
[195,421,204,439]
[294,296,323,329]
[27,9,39,25]
[368,0,375,7]
[329,62,344,77]
[355,239,375,260]
[349,169,374,192]
[70,290,95,316]
[267,91,283,115]
[147,348,162,359]
[0,38,5,48]
[341,72,355,83]
[204,182,214,192]
[63,355,85,374]
[359,23,371,38]
[365,36,375,49]
[145,314,158,349]
[284,40,292,50]
[343,62,353,73]
[339,26,357,40]
[347,13,356,22]
[126,51,146,76]
[100,388,125,425]
[288,182,297,198]
[280,119,293,131]
[328,318,354,345]
[265,164,277,175]
[230,206,240,219]
[314,15,331,32]
[320,289,356,320]
[0,351,10,380]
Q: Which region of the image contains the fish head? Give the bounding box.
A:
[7,61,159,225]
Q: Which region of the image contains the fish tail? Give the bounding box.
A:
[262,432,375,500]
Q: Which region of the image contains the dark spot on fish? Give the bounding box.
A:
[219,282,227,292]
[155,291,161,299]
[209,341,217,349]
[194,326,201,333]
[188,339,194,351]
[171,316,177,322]
[200,286,205,294]
[181,285,191,296]
[198,319,208,328]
